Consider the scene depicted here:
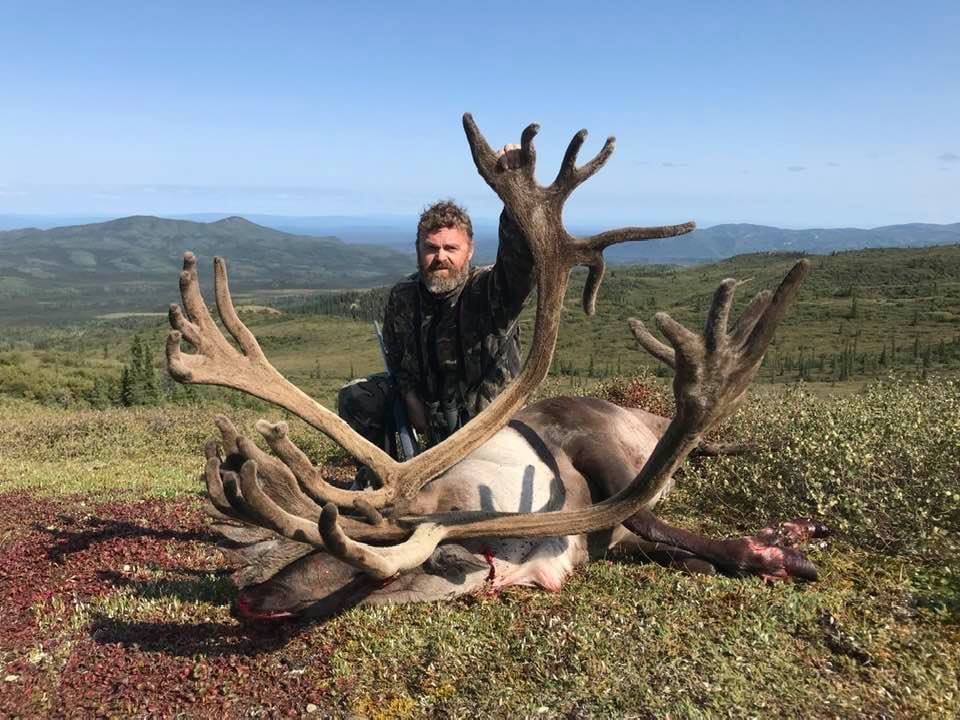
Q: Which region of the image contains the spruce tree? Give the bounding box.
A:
[119,334,159,405]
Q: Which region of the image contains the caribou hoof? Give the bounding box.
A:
[727,533,820,582]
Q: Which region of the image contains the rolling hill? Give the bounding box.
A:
[0,215,414,323]
[2,213,959,323]
[597,221,960,264]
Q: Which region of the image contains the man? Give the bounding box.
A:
[337,145,534,457]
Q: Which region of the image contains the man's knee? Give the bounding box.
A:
[337,373,392,445]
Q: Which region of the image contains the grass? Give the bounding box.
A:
[0,399,352,497]
[1,376,958,718]
[0,491,956,718]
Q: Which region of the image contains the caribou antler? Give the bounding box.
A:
[168,114,695,512]
[314,261,809,578]
[463,114,695,316]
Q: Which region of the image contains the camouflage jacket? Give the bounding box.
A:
[382,210,534,443]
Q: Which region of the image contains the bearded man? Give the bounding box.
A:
[337,145,533,459]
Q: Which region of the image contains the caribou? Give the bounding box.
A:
[166,115,822,621]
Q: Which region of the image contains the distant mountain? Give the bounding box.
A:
[0,215,414,323]
[4,212,957,263]
[178,216,960,264]
[2,212,959,324]
[596,222,960,264]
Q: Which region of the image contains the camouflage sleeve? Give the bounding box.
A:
[382,286,417,395]
[487,207,535,329]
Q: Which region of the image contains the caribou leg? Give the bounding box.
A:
[585,449,821,581]
[559,403,821,582]
[607,533,718,575]
[622,510,820,582]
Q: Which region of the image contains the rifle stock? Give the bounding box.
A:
[374,321,419,459]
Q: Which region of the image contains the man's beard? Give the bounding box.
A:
[420,261,470,295]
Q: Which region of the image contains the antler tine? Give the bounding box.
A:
[582,259,606,316]
[254,419,390,508]
[628,318,676,369]
[742,259,809,362]
[203,455,244,520]
[584,222,698,253]
[204,439,221,462]
[553,129,588,189]
[655,311,702,361]
[549,130,617,197]
[704,279,738,352]
[237,460,327,545]
[214,414,241,456]
[236,435,324,521]
[577,223,697,317]
[518,122,539,178]
[571,136,616,191]
[731,289,773,347]
[319,504,448,580]
[219,469,251,517]
[352,498,387,527]
[462,113,499,186]
[177,252,216,329]
[213,256,266,362]
[165,330,189,382]
[168,304,202,347]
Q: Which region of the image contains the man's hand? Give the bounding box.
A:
[496,143,524,171]
[403,389,429,437]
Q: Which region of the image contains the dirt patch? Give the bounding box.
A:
[0,491,343,718]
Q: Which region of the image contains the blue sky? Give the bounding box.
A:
[0,1,957,227]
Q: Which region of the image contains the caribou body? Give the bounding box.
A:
[166,114,820,623]
[226,396,822,621]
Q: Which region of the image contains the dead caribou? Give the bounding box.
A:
[166,115,822,621]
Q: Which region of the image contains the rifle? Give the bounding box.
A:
[373,321,419,460]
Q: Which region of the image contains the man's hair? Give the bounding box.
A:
[416,199,473,247]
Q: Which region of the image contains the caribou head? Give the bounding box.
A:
[167,115,818,621]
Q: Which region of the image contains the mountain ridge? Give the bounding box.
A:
[597,220,960,264]
[0,215,415,322]
[2,213,959,324]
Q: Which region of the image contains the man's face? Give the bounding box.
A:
[418,226,474,294]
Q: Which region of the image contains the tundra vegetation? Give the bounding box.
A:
[0,374,957,717]
[5,244,960,409]
[2,199,960,715]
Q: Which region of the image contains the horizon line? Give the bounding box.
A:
[1,211,958,234]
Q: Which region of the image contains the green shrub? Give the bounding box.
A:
[679,377,960,561]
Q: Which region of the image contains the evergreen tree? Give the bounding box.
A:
[85,374,118,409]
[119,334,159,405]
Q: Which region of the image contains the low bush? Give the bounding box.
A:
[677,377,960,562]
